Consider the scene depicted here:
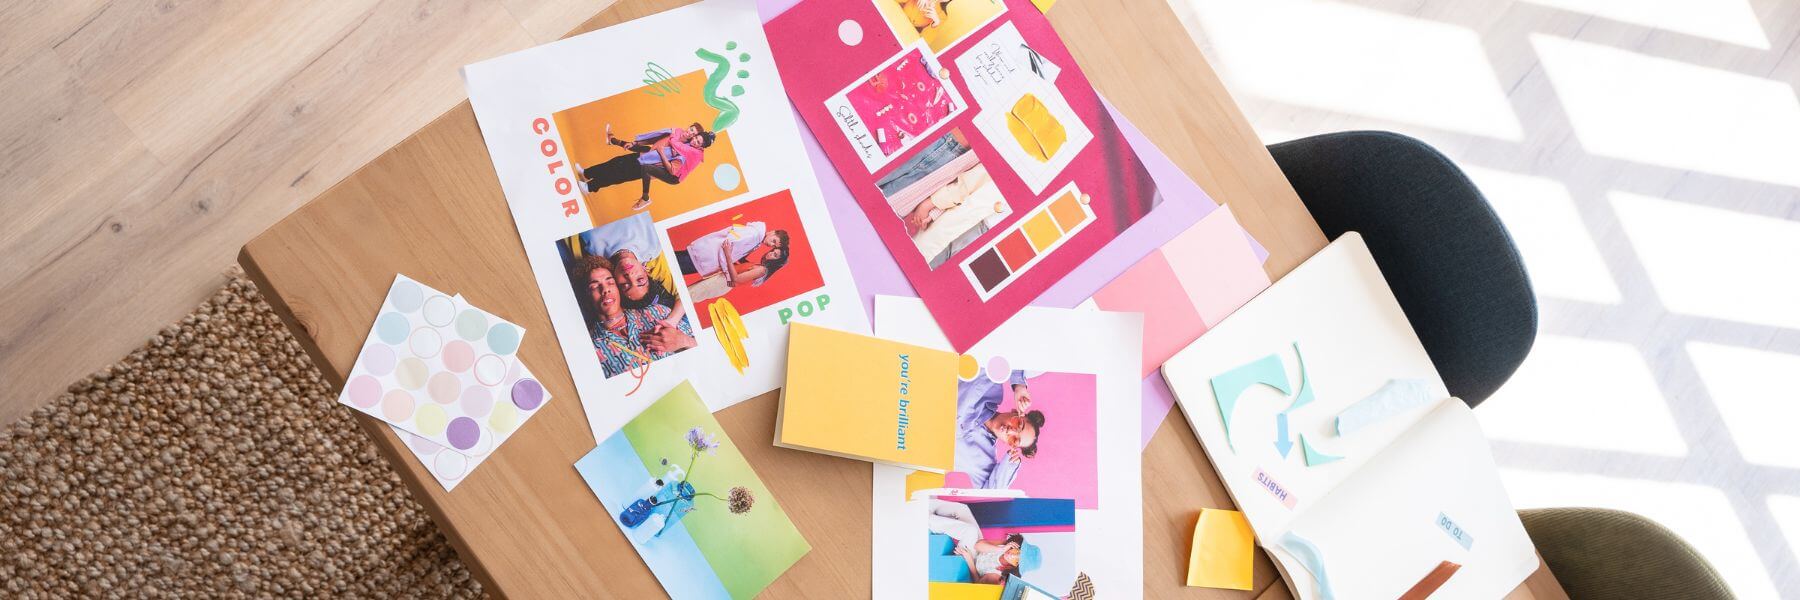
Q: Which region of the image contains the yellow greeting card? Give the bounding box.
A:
[779,323,958,471]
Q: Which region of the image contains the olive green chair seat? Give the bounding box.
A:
[1521,507,1734,599]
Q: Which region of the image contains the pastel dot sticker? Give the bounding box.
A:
[441,340,474,372]
[713,163,742,192]
[473,354,506,387]
[401,430,441,456]
[408,327,443,358]
[459,424,496,457]
[489,402,520,435]
[432,450,469,481]
[395,358,428,390]
[957,354,980,381]
[375,313,410,345]
[412,404,449,437]
[428,372,460,404]
[461,386,494,418]
[986,355,1011,384]
[511,378,545,411]
[389,279,424,312]
[421,295,456,327]
[361,344,396,376]
[381,389,415,422]
[486,323,521,356]
[446,417,482,451]
[455,309,488,341]
[345,375,382,408]
[838,19,863,46]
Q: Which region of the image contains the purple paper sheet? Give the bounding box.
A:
[799,101,1230,447]
[764,0,1257,447]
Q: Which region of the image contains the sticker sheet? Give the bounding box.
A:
[337,276,529,456]
[869,296,1142,599]
[393,358,551,491]
[767,0,1161,351]
[464,0,868,438]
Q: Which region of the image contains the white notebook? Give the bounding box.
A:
[1161,233,1538,599]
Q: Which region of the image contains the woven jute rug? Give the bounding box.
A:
[0,273,484,598]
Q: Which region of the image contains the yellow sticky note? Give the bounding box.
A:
[929,582,1004,600]
[1031,0,1057,13]
[1187,508,1255,590]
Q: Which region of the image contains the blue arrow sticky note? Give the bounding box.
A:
[1274,413,1294,458]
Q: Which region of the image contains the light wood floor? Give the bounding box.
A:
[5,0,1799,595]
[0,0,618,425]
[1171,0,1800,596]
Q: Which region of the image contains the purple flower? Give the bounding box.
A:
[685,426,719,454]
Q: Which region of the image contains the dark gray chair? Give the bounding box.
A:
[1266,131,1734,600]
[1267,130,1533,407]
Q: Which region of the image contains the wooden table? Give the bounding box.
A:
[240,0,1568,597]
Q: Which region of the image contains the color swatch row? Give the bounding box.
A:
[961,182,1094,298]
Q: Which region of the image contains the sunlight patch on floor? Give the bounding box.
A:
[1520,0,1770,48]
[1464,167,1622,305]
[1534,35,1800,188]
[1610,191,1800,330]
[1181,0,1524,140]
[1478,335,1688,457]
[1686,342,1800,469]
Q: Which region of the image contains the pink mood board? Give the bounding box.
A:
[766,0,1160,352]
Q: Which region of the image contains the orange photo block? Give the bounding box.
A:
[554,69,747,228]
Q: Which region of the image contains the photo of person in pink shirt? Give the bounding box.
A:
[574,123,716,211]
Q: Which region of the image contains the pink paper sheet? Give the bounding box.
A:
[1093,207,1274,444]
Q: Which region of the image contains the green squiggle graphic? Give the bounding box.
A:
[641,61,680,97]
[695,48,740,131]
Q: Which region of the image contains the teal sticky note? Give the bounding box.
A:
[1209,354,1290,451]
[1300,434,1343,466]
[1284,342,1315,414]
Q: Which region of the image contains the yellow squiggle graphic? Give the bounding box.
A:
[709,299,751,374]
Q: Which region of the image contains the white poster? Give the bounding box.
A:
[464,0,868,438]
[870,296,1143,598]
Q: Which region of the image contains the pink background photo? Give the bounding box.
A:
[947,371,1098,509]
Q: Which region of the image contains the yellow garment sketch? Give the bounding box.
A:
[1005,93,1069,162]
